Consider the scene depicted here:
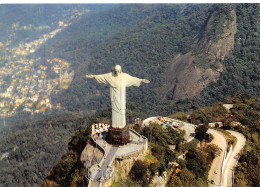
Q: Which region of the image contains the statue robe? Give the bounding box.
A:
[93,72,143,129]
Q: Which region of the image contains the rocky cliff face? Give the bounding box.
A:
[102,151,146,187]
[80,141,104,168]
[195,9,237,67]
[160,52,219,101]
[160,9,237,101]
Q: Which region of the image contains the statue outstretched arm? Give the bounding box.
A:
[142,79,150,83]
[86,73,111,85]
[125,74,150,87]
[86,74,95,78]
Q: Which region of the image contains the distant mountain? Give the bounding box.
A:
[0,4,111,45]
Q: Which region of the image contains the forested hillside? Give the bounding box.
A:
[35,4,213,114]
[40,94,259,187]
[0,105,144,186]
[0,113,88,186]
[193,4,260,106]
[32,4,260,117]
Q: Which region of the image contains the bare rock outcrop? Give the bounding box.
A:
[80,141,103,168]
[160,9,237,101]
[160,52,219,101]
[102,151,146,186]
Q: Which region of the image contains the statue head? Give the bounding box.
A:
[114,65,122,76]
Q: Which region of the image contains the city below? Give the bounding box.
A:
[0,9,89,117]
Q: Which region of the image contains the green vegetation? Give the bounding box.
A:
[177,138,200,153]
[190,103,228,125]
[223,95,260,186]
[186,145,220,180]
[192,4,260,107]
[127,123,185,185]
[130,160,150,186]
[195,124,209,141]
[0,5,109,44]
[43,128,91,186]
[167,175,183,187]
[3,3,259,127]
[0,112,89,186]
[190,94,260,186]
[186,148,209,179]
[167,112,188,122]
[0,108,113,186]
[142,123,185,146]
[111,177,137,187]
[216,128,237,151]
[1,94,257,186]
[206,4,235,42]
[168,94,259,186]
[142,124,181,165]
[36,3,259,118]
[168,144,220,186]
[130,121,220,187]
[39,4,212,115]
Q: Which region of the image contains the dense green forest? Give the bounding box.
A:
[164,3,260,114]
[0,103,145,186]
[0,113,88,186]
[30,4,259,118]
[193,4,260,105]
[36,4,213,114]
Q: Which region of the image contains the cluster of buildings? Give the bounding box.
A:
[0,56,74,117]
[0,8,92,118]
[0,23,77,117]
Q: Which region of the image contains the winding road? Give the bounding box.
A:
[207,129,227,187]
[142,117,246,187]
[222,131,246,187]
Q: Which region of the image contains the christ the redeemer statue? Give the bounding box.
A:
[86,65,150,129]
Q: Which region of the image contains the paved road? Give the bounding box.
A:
[222,131,246,187]
[207,129,227,187]
[143,117,246,187]
[93,146,118,182]
[90,130,146,186]
[178,122,195,142]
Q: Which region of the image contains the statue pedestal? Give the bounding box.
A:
[106,126,130,145]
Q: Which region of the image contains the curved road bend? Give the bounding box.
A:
[222,131,246,187]
[207,129,227,187]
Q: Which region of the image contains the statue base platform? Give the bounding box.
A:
[106,126,130,145]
